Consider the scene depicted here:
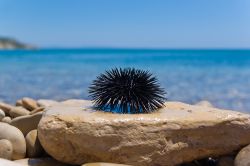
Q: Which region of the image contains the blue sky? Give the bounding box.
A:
[0,0,250,48]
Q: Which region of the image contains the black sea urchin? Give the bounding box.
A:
[89,68,166,114]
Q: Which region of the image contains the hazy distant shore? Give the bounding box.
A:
[0,37,36,50]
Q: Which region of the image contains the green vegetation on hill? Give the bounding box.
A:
[0,37,34,49]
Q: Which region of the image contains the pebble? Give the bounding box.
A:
[0,102,13,115]
[9,106,30,118]
[10,112,43,136]
[16,100,23,107]
[0,108,5,120]
[26,130,44,157]
[37,99,59,107]
[22,97,39,111]
[2,116,12,124]
[0,139,13,159]
[29,107,45,115]
[235,144,250,166]
[0,122,26,160]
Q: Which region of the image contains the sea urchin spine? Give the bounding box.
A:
[89,68,166,114]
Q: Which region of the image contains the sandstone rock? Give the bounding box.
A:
[29,107,45,115]
[0,102,13,115]
[37,99,59,107]
[61,99,91,106]
[16,100,23,107]
[22,97,39,111]
[235,144,250,166]
[0,122,26,159]
[26,130,44,157]
[0,108,5,120]
[0,139,13,159]
[9,106,30,118]
[82,163,132,166]
[217,156,234,166]
[14,158,70,166]
[195,100,213,107]
[0,158,23,166]
[2,116,12,123]
[38,100,250,166]
[11,112,43,136]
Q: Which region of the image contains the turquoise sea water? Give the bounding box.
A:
[0,49,250,112]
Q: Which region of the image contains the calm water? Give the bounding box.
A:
[0,49,250,112]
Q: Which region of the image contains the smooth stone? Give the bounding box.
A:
[0,158,23,166]
[0,102,13,115]
[217,156,234,166]
[11,112,43,136]
[22,97,39,111]
[9,106,30,118]
[235,144,250,166]
[82,163,131,166]
[2,116,12,124]
[29,107,45,115]
[0,139,13,159]
[16,100,23,107]
[0,108,5,120]
[14,158,71,166]
[26,130,44,157]
[195,100,214,107]
[38,100,250,166]
[37,99,59,108]
[0,122,26,159]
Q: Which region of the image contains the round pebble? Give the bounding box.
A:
[26,130,44,157]
[0,122,26,160]
[2,116,12,124]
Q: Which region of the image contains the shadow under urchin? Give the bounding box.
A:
[89,68,166,114]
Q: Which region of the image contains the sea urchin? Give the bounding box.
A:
[89,68,166,114]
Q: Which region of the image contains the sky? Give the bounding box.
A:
[0,0,250,48]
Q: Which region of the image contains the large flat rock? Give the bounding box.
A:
[38,100,250,166]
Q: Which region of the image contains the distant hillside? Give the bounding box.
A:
[0,37,35,49]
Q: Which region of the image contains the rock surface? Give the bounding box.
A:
[234,144,250,166]
[0,158,23,166]
[195,100,214,107]
[14,158,71,166]
[38,100,250,166]
[0,139,13,159]
[25,129,44,157]
[11,112,43,136]
[0,122,26,160]
[217,156,234,166]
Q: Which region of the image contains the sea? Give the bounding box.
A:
[0,49,250,113]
